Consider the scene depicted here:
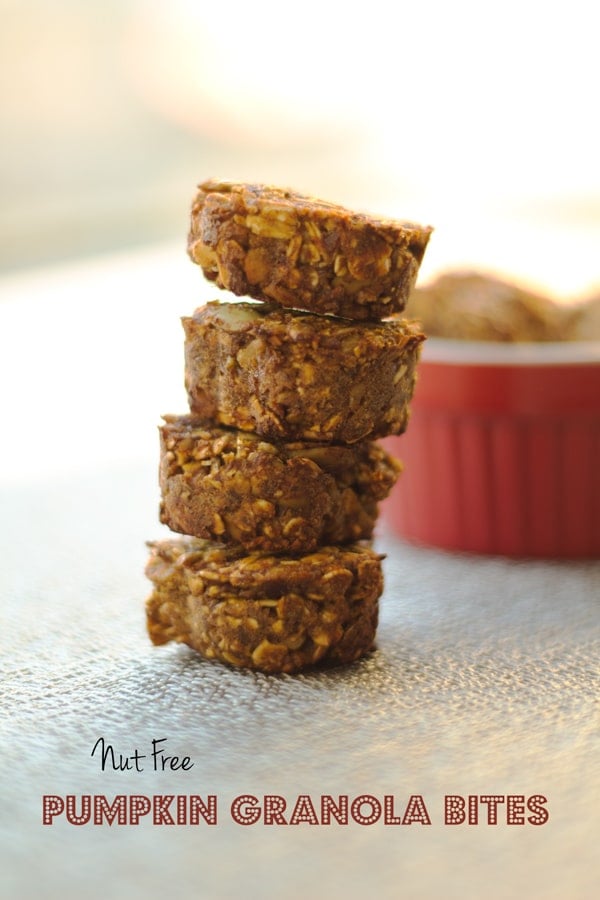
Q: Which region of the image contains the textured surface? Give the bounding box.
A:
[1,462,599,900]
[1,248,599,900]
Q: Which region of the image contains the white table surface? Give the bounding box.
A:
[1,247,598,900]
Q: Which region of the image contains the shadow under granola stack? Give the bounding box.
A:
[145,181,432,674]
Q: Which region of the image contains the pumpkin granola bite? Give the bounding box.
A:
[183,300,425,443]
[188,179,432,321]
[159,415,401,553]
[407,270,573,342]
[145,537,383,674]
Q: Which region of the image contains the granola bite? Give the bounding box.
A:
[145,537,383,673]
[183,300,425,443]
[159,415,401,553]
[407,270,573,342]
[564,293,600,341]
[188,179,433,320]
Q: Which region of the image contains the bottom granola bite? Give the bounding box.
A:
[145,538,384,674]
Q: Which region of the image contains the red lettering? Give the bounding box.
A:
[527,795,549,825]
[444,795,465,824]
[350,795,381,825]
[94,795,127,825]
[231,795,261,825]
[479,795,505,825]
[66,795,91,825]
[129,795,151,825]
[289,795,319,825]
[153,795,175,825]
[383,795,402,825]
[264,795,287,825]
[507,795,525,825]
[320,795,349,825]
[402,795,431,825]
[189,795,217,825]
[42,795,64,825]
[468,795,478,824]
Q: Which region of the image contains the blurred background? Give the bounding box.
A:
[1,0,599,297]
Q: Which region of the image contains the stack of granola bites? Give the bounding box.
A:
[145,181,432,674]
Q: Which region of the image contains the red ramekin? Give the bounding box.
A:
[381,339,600,559]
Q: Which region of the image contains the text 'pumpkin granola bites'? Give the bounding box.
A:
[188,180,433,321]
[159,415,402,553]
[183,300,425,444]
[145,537,384,674]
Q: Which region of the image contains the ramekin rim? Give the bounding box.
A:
[421,337,600,366]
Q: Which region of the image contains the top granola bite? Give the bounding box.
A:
[188,179,433,320]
